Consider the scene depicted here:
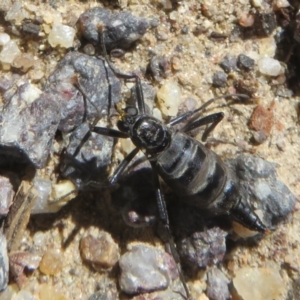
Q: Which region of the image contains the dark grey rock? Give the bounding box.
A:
[228,154,296,227]
[0,176,14,217]
[177,227,227,271]
[148,55,170,82]
[219,55,237,73]
[212,71,228,87]
[0,81,61,168]
[0,231,9,291]
[46,52,122,133]
[237,54,255,71]
[60,121,113,189]
[206,267,230,300]
[119,244,178,295]
[77,7,149,51]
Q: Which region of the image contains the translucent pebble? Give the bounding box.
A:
[39,249,64,275]
[276,0,290,7]
[152,107,163,120]
[0,40,21,64]
[233,267,285,300]
[0,284,18,300]
[48,24,76,48]
[251,0,263,7]
[12,53,35,72]
[0,33,10,46]
[39,283,67,300]
[33,232,45,247]
[258,57,282,76]
[5,2,30,25]
[157,81,181,117]
[50,180,77,207]
[32,178,76,214]
[11,290,36,300]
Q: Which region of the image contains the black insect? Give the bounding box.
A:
[73,32,268,299]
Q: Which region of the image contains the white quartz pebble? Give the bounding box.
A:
[157,81,182,117]
[48,24,76,48]
[258,57,282,77]
[0,40,21,64]
[0,33,10,46]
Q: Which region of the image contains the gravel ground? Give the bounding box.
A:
[0,1,299,300]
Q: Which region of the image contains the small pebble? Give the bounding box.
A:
[9,252,41,287]
[39,283,67,300]
[0,284,18,299]
[276,0,290,8]
[212,71,228,87]
[0,33,10,46]
[119,244,177,295]
[258,57,282,76]
[156,25,169,41]
[0,40,21,64]
[237,54,255,71]
[149,55,170,81]
[80,232,120,270]
[77,7,149,50]
[48,24,76,48]
[12,53,35,72]
[0,231,9,291]
[39,249,64,275]
[233,267,285,300]
[249,103,274,139]
[157,81,181,116]
[83,44,95,56]
[33,232,46,248]
[219,55,237,73]
[239,13,255,27]
[9,290,36,300]
[31,177,74,214]
[0,176,14,217]
[251,0,263,7]
[206,268,230,300]
[253,130,267,144]
[178,227,227,270]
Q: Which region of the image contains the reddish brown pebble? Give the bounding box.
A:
[39,249,64,276]
[248,102,275,138]
[9,251,41,287]
[239,13,255,27]
[80,232,120,271]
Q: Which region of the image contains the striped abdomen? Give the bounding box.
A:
[155,132,227,208]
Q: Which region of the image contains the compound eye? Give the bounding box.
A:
[117,120,129,132]
[125,106,138,117]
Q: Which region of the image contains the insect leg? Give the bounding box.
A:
[150,161,190,299]
[168,94,248,127]
[109,147,139,185]
[181,112,224,141]
[99,28,146,114]
[92,126,129,138]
